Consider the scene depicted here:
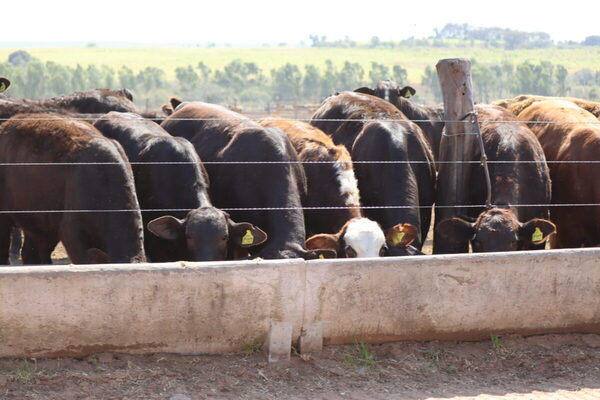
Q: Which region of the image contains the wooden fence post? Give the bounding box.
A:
[433,58,480,254]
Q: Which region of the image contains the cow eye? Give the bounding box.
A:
[345,246,357,258]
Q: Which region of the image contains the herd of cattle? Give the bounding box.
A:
[0,76,599,264]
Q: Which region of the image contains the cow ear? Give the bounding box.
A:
[170,97,183,110]
[398,86,416,98]
[354,87,376,96]
[436,217,475,243]
[229,222,268,248]
[87,248,112,264]
[519,219,556,245]
[162,104,174,116]
[385,223,418,248]
[119,88,133,101]
[0,78,10,93]
[305,233,341,252]
[147,216,185,241]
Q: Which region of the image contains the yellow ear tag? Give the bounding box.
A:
[241,230,254,245]
[0,82,5,93]
[532,227,543,242]
[319,254,325,259]
[403,91,412,99]
[392,231,405,246]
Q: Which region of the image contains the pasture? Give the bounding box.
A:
[1,45,599,82]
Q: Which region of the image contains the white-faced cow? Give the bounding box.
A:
[311,91,436,253]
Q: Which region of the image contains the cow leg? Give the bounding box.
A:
[21,233,58,265]
[0,218,12,265]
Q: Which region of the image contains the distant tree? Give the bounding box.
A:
[421,66,442,103]
[271,63,302,101]
[392,65,408,84]
[176,65,200,90]
[8,50,34,66]
[320,60,338,98]
[337,61,364,90]
[302,64,321,99]
[555,65,569,96]
[583,36,600,46]
[368,62,390,85]
[118,66,137,90]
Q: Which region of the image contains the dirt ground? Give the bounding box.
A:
[1,333,600,399]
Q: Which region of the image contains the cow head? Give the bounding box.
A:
[0,78,10,93]
[147,207,267,261]
[305,218,420,258]
[354,80,416,104]
[436,208,556,252]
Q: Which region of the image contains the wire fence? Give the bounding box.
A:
[0,113,599,214]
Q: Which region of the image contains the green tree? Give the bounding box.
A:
[337,61,364,91]
[369,62,390,85]
[271,63,302,101]
[302,64,321,100]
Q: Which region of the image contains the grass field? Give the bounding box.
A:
[1,45,599,83]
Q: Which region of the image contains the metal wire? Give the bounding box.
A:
[0,203,597,214]
[0,160,597,166]
[1,116,599,124]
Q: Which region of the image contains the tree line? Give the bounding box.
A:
[1,50,599,110]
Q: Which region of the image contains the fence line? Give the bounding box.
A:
[0,160,598,166]
[1,203,599,214]
[1,116,600,125]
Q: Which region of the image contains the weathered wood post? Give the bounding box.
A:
[433,59,480,254]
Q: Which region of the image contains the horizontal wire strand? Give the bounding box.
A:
[0,160,597,165]
[0,203,598,214]
[1,116,599,124]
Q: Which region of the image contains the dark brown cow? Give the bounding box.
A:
[161,102,332,260]
[494,95,600,119]
[0,89,166,123]
[354,80,445,159]
[435,105,556,253]
[94,112,267,262]
[0,114,146,264]
[311,92,436,252]
[519,100,600,248]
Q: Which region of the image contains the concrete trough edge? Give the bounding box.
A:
[1,248,600,358]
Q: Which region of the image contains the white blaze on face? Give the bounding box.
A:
[343,218,386,258]
[333,161,360,206]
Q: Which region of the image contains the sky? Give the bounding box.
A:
[2,0,598,45]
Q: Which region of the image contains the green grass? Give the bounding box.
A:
[343,341,378,369]
[1,45,599,83]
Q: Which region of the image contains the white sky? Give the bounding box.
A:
[2,0,599,44]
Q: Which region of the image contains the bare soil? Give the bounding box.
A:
[2,333,600,399]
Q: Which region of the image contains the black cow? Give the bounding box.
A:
[435,105,556,253]
[161,102,331,260]
[0,114,146,264]
[311,91,436,252]
[354,80,445,160]
[94,112,268,261]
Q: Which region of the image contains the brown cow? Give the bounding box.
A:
[519,100,600,248]
[494,95,600,119]
[435,105,556,253]
[0,114,146,264]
